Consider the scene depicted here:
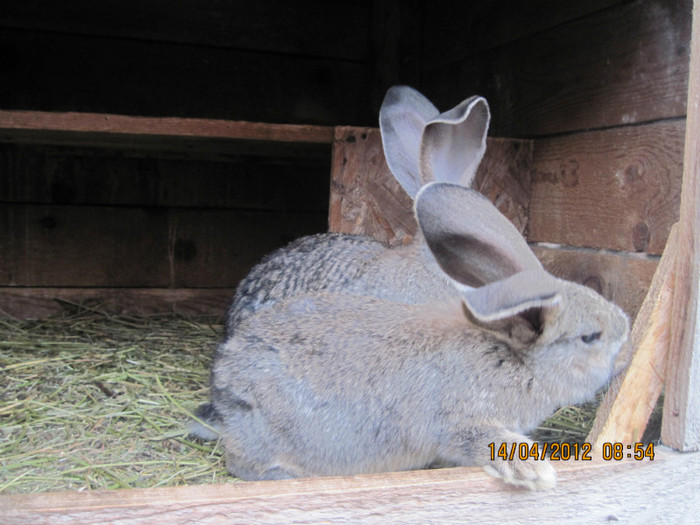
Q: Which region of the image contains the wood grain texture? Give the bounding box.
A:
[424,0,692,136]
[0,0,370,61]
[0,205,170,287]
[0,111,335,161]
[329,126,418,246]
[587,225,677,448]
[0,110,334,144]
[662,0,700,451]
[531,246,658,322]
[369,0,422,109]
[0,29,372,125]
[0,144,330,212]
[529,120,684,254]
[422,0,630,68]
[329,127,533,245]
[1,447,698,524]
[0,288,234,319]
[0,205,327,288]
[472,137,533,236]
[169,209,327,288]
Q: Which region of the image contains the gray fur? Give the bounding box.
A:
[207,184,630,490]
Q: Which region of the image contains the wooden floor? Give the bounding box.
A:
[1,446,699,524]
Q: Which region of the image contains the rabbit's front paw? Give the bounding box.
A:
[482,457,557,491]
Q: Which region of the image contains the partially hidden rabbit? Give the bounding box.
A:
[189,87,490,440]
[208,182,630,490]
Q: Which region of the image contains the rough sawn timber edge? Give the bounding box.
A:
[0,447,698,524]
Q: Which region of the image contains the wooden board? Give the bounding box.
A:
[529,120,684,254]
[0,110,334,159]
[472,137,533,236]
[170,209,327,288]
[329,127,417,246]
[0,144,330,212]
[0,205,170,287]
[0,29,372,126]
[0,0,370,62]
[0,205,327,288]
[424,0,692,136]
[531,246,658,322]
[1,447,698,524]
[662,0,700,451]
[587,225,678,448]
[329,127,533,246]
[368,0,422,108]
[0,288,234,320]
[422,0,629,69]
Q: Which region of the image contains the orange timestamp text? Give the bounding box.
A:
[488,442,655,461]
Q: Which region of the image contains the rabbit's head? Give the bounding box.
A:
[380,86,490,199]
[415,182,630,405]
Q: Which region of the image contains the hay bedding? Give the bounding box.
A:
[1,301,603,495]
[0,302,228,494]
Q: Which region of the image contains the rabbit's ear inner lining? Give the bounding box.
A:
[461,303,545,347]
[427,232,521,287]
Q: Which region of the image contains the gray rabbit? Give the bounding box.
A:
[189,87,490,439]
[208,183,630,490]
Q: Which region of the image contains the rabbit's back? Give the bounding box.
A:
[226,232,456,335]
[227,233,386,331]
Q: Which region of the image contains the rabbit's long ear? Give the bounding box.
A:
[460,270,560,323]
[461,270,561,347]
[380,86,439,199]
[415,182,542,288]
[420,96,490,189]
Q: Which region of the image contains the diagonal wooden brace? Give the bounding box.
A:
[587,225,679,450]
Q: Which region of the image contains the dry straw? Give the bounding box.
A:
[1,301,621,494]
[1,302,229,494]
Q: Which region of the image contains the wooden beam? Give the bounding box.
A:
[1,447,698,524]
[0,110,334,158]
[587,225,678,448]
[0,110,334,143]
[662,0,700,451]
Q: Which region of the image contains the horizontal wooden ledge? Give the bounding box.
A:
[0,110,335,143]
[0,110,335,159]
[0,447,698,524]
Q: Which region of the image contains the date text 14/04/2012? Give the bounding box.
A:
[488,442,656,462]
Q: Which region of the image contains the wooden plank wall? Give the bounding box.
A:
[0,0,377,318]
[0,141,330,318]
[419,0,691,320]
[0,0,374,126]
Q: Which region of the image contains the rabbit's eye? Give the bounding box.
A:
[581,332,602,344]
